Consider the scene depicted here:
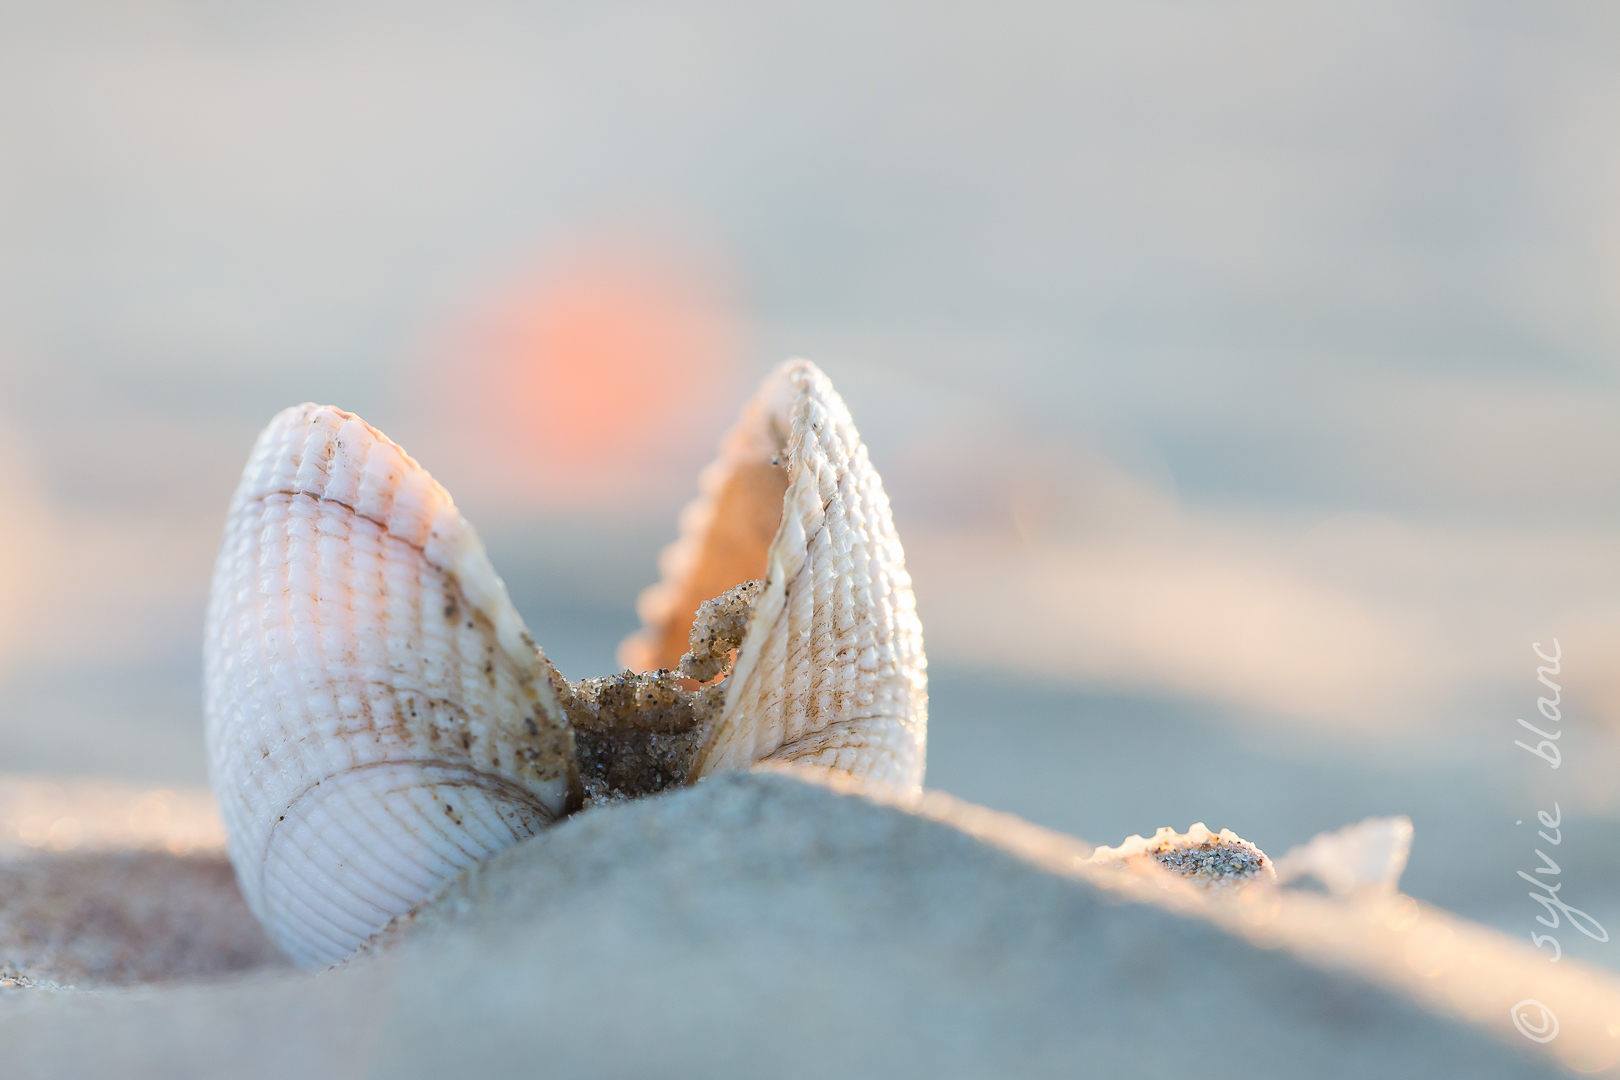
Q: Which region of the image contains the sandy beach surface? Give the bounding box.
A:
[3,768,1615,1078]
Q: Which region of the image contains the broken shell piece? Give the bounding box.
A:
[1087,824,1275,889]
[204,404,579,968]
[1273,816,1413,896]
[622,360,928,792]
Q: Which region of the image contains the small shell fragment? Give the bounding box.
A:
[1273,816,1413,895]
[1087,823,1275,889]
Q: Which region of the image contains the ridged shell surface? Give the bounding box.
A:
[204,404,577,967]
[624,361,928,791]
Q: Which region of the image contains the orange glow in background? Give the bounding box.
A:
[0,430,49,675]
[431,239,741,507]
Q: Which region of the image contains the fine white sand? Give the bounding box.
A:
[2,770,1615,1078]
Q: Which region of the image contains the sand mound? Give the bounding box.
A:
[2,770,1611,1078]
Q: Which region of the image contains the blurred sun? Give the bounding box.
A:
[435,239,740,507]
[0,425,50,671]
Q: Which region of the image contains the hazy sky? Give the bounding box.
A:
[2,3,1617,792]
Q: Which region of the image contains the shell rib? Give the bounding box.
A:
[623,360,928,791]
[204,404,578,967]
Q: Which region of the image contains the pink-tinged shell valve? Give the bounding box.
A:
[204,404,578,967]
[623,360,928,792]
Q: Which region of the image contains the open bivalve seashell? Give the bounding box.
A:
[204,359,927,966]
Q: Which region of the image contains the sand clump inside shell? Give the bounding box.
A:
[564,580,765,805]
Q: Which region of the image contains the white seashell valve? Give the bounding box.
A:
[623,360,928,792]
[204,404,579,967]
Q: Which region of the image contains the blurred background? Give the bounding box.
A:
[1,3,1616,966]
